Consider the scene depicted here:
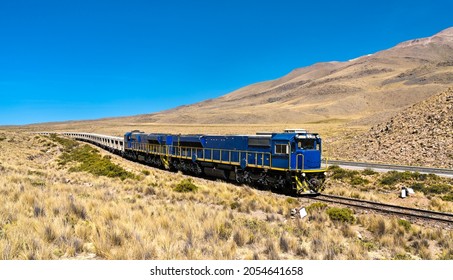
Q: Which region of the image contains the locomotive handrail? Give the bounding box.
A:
[129,142,317,171]
[296,153,304,171]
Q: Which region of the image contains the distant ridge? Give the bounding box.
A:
[131,27,453,125]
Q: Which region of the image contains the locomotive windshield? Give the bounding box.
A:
[297,139,319,150]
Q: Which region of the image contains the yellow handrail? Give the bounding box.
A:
[128,143,325,171]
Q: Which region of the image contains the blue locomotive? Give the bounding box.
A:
[123,129,327,194]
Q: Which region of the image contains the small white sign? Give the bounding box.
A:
[299,207,307,218]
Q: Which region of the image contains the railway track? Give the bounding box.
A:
[309,194,453,226]
[329,160,453,177]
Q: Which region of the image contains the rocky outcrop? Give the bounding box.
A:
[336,87,453,168]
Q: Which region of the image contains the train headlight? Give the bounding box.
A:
[302,173,306,177]
[324,172,327,176]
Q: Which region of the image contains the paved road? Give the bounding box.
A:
[329,160,453,178]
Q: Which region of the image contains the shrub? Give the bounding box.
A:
[393,253,412,260]
[329,166,359,180]
[144,186,156,196]
[217,222,232,240]
[426,184,451,195]
[412,183,451,196]
[306,202,328,213]
[48,134,78,151]
[379,171,422,185]
[230,201,241,210]
[441,194,453,202]
[350,176,369,186]
[141,170,150,176]
[286,197,297,204]
[174,178,198,193]
[362,168,377,176]
[410,183,424,192]
[326,207,355,223]
[379,171,404,185]
[59,144,136,180]
[279,234,290,253]
[233,231,246,246]
[398,219,411,231]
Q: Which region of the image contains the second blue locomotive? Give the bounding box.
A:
[123,129,327,194]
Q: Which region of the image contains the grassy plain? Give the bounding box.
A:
[0,130,452,260]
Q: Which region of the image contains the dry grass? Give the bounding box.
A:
[0,130,452,260]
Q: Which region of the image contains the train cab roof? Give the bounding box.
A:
[271,133,295,141]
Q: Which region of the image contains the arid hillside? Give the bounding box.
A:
[129,27,453,125]
[331,87,453,168]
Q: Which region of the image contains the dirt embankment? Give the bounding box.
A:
[333,87,453,168]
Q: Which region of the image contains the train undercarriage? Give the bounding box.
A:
[124,149,326,195]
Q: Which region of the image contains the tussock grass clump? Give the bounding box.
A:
[326,207,355,223]
[59,144,136,180]
[48,134,78,151]
[412,182,453,201]
[329,165,359,180]
[362,168,378,176]
[329,165,369,186]
[350,176,369,186]
[174,178,198,193]
[217,221,233,240]
[379,171,437,186]
[306,202,328,213]
[398,219,411,231]
[422,183,451,195]
[49,134,136,180]
[233,231,246,246]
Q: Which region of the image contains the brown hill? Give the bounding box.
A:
[332,87,453,168]
[133,27,453,125]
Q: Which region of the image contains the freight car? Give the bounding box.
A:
[123,129,327,194]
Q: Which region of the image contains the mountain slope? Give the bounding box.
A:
[135,27,453,125]
[332,87,453,168]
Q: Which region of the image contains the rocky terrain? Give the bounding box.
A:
[333,87,453,168]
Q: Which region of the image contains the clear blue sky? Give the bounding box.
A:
[1,0,452,125]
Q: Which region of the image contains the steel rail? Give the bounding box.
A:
[329,160,453,176]
[309,194,453,224]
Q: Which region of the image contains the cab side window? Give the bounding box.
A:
[275,144,289,154]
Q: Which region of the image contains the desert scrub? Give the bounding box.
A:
[350,176,370,186]
[328,165,359,180]
[397,219,411,231]
[379,171,438,186]
[326,207,355,223]
[48,134,78,151]
[306,202,328,213]
[411,182,453,200]
[141,170,150,176]
[174,178,198,193]
[329,165,368,186]
[50,135,137,180]
[362,168,378,176]
[58,144,136,180]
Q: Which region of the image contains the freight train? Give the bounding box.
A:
[58,129,328,194]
